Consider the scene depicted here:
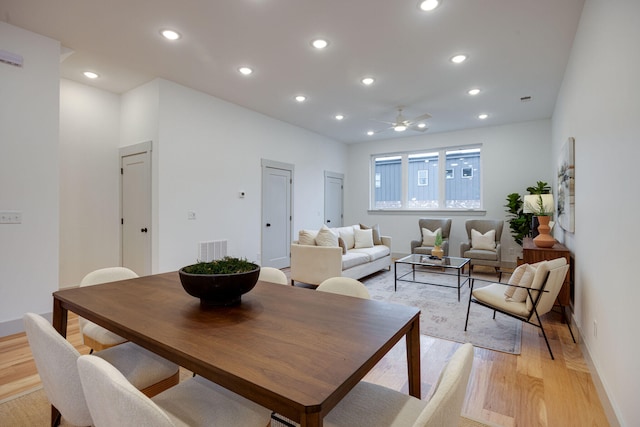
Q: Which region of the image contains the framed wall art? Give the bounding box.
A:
[557,137,575,232]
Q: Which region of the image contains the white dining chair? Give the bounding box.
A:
[23,313,179,427]
[77,354,272,427]
[258,266,288,285]
[317,277,371,299]
[78,267,139,351]
[323,343,474,427]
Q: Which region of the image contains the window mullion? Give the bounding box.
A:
[401,154,409,209]
[438,149,446,208]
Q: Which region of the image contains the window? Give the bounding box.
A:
[372,147,481,210]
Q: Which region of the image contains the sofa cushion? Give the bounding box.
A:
[504,263,527,299]
[342,251,371,270]
[509,264,536,302]
[359,224,382,245]
[350,244,390,262]
[335,226,357,249]
[471,229,496,251]
[316,225,338,247]
[354,228,374,249]
[421,227,441,247]
[298,229,318,246]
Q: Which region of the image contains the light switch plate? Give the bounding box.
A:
[0,211,22,224]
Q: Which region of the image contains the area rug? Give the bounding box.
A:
[361,267,522,354]
[0,387,499,427]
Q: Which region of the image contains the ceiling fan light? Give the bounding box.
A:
[394,125,407,132]
[417,123,427,128]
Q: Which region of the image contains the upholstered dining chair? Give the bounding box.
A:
[258,266,288,285]
[460,219,503,274]
[411,218,453,257]
[77,354,272,427]
[464,258,575,359]
[317,277,371,299]
[79,267,139,351]
[323,343,474,427]
[23,313,179,427]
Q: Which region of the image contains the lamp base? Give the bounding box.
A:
[533,216,555,248]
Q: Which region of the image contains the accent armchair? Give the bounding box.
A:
[411,218,452,257]
[460,219,503,274]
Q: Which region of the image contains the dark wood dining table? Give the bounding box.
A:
[52,272,421,427]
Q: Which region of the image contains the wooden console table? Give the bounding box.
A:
[520,237,571,307]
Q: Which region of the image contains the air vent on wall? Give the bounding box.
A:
[0,50,24,68]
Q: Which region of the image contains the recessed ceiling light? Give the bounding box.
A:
[295,95,307,102]
[417,123,427,128]
[311,39,329,49]
[478,113,489,119]
[361,77,375,86]
[83,71,99,79]
[450,54,467,64]
[160,29,181,41]
[418,0,441,11]
[335,114,344,121]
[238,67,253,76]
[367,131,375,136]
[468,88,481,95]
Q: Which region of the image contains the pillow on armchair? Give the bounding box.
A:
[471,229,496,251]
[421,227,442,247]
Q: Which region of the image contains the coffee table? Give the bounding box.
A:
[395,254,471,301]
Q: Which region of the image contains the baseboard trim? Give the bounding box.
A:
[0,312,52,338]
[572,313,621,427]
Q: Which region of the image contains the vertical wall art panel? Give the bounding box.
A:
[557,137,575,232]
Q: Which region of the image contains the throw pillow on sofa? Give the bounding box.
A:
[299,229,318,245]
[354,228,374,249]
[421,227,441,247]
[336,226,357,249]
[316,225,339,247]
[359,224,382,245]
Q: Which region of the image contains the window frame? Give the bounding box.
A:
[369,144,483,212]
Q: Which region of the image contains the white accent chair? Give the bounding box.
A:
[77,354,272,427]
[323,343,474,427]
[464,258,575,359]
[258,266,288,285]
[23,313,179,427]
[79,267,139,351]
[317,277,371,299]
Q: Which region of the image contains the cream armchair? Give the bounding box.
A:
[410,218,452,257]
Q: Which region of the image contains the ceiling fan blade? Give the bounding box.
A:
[408,113,432,123]
[370,118,396,126]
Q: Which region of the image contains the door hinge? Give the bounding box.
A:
[121,167,123,175]
[121,218,124,225]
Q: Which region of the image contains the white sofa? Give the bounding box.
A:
[290,224,392,286]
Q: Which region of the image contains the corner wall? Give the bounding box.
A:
[0,23,60,334]
[551,0,640,425]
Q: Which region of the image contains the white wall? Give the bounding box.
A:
[345,119,553,262]
[59,79,121,288]
[552,1,640,425]
[0,23,60,335]
[121,78,348,273]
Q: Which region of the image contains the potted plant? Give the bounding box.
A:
[504,181,551,245]
[431,230,444,259]
[179,256,260,307]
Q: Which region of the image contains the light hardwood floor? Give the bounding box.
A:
[0,309,610,426]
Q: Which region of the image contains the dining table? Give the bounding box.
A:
[52,272,421,427]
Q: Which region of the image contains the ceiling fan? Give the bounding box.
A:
[372,107,432,134]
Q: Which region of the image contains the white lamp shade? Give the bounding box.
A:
[523,194,554,214]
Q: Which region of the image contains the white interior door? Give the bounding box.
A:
[261,161,293,268]
[324,172,344,228]
[121,143,151,276]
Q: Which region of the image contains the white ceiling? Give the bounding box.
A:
[1,0,585,143]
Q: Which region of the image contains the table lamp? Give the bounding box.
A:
[523,194,555,248]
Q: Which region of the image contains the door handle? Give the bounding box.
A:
[266,223,271,227]
[141,228,148,233]
[327,220,331,223]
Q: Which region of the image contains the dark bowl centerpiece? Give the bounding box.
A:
[178,257,260,307]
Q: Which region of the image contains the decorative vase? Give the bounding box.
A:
[431,246,444,259]
[533,216,555,248]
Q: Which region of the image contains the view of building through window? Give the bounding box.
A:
[372,147,481,210]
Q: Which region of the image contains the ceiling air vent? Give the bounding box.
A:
[520,96,532,102]
[0,50,24,68]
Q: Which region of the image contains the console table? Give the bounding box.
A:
[520,237,572,307]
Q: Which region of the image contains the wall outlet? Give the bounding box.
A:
[187,211,196,220]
